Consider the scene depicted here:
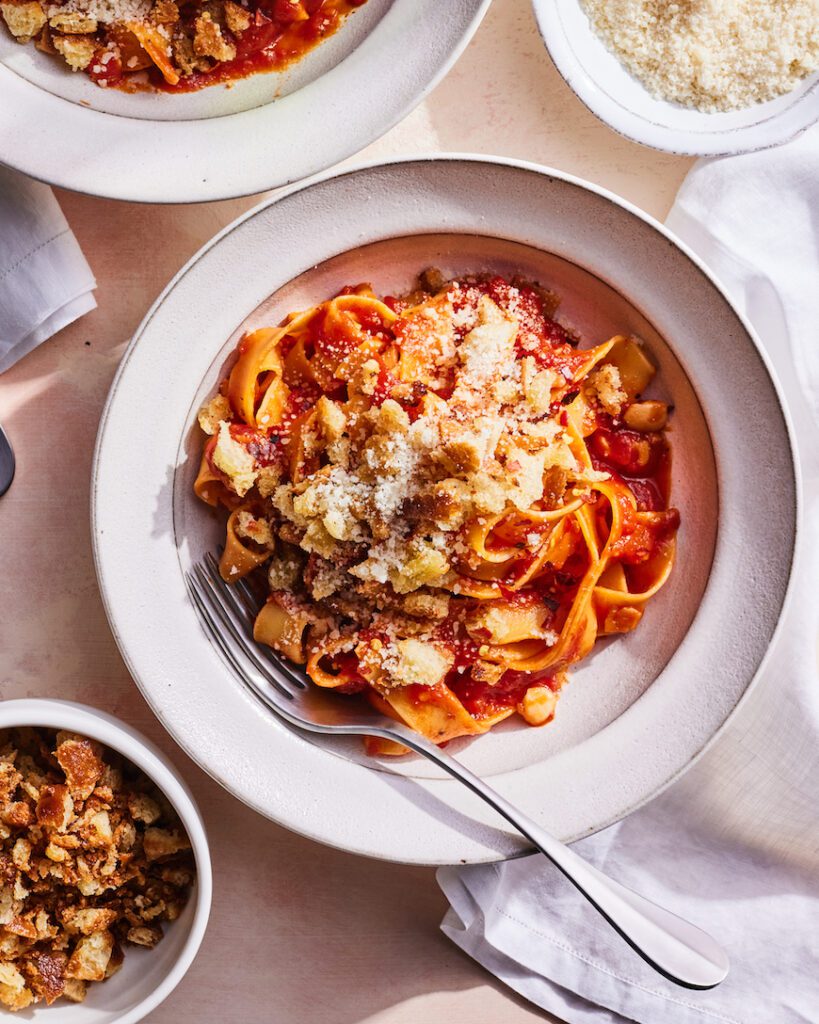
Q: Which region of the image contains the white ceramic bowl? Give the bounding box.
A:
[0,0,489,202]
[0,699,212,1024]
[532,0,819,155]
[92,156,797,865]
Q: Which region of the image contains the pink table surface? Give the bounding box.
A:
[0,1,693,1020]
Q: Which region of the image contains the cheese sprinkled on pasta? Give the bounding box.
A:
[195,270,680,754]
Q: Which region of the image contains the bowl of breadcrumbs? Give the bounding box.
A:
[533,0,819,154]
[0,699,211,1023]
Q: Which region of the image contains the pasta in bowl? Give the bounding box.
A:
[0,0,368,93]
[194,270,679,755]
[92,158,793,862]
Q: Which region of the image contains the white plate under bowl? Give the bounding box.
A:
[533,0,819,155]
[0,0,488,202]
[92,156,797,865]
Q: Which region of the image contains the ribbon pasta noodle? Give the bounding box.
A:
[195,271,680,754]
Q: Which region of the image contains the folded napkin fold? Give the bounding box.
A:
[0,167,97,374]
[439,127,819,1024]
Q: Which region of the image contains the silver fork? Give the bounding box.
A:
[187,553,729,990]
[0,423,15,498]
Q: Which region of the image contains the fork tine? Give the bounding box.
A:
[204,552,257,623]
[233,583,308,686]
[268,652,311,690]
[195,563,301,696]
[206,550,264,623]
[233,574,264,619]
[192,564,297,699]
[187,574,303,724]
[201,555,309,690]
[186,574,289,699]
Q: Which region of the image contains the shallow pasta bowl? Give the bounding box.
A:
[532,0,819,155]
[0,0,489,202]
[92,156,798,864]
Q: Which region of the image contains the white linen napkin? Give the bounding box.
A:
[0,167,97,374]
[439,129,819,1024]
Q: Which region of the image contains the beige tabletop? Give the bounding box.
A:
[0,1,694,1020]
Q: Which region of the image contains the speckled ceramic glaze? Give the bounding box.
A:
[533,0,819,155]
[0,0,489,202]
[92,157,797,864]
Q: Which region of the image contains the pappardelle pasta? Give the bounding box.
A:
[195,270,680,755]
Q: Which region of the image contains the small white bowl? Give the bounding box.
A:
[532,0,819,155]
[0,699,212,1024]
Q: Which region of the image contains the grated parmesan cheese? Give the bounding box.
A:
[580,0,819,112]
[46,0,150,23]
[456,296,517,386]
[587,364,626,418]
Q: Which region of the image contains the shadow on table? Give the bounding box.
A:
[422,0,690,217]
[155,773,557,1024]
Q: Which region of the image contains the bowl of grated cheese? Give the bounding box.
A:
[533,0,819,155]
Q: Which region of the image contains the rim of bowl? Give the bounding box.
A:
[0,698,212,1024]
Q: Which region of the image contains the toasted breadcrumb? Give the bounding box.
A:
[1,1,46,41]
[213,421,257,496]
[51,30,95,67]
[193,10,234,60]
[0,728,195,1011]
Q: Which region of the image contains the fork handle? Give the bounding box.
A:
[388,727,729,990]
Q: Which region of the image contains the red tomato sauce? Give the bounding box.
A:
[319,652,369,694]
[165,0,366,92]
[447,668,557,719]
[590,423,674,510]
[95,0,366,92]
